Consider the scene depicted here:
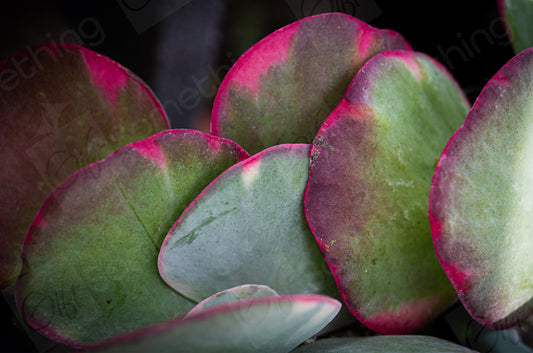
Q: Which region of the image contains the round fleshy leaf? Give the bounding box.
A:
[14,130,248,347]
[499,0,533,54]
[292,336,478,353]
[185,284,278,317]
[0,43,170,292]
[159,144,339,302]
[211,12,410,154]
[86,295,341,353]
[304,50,470,334]
[430,48,533,329]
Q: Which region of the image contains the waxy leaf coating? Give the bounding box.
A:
[15,129,248,347]
[185,284,278,317]
[211,12,411,154]
[430,48,533,329]
[305,50,470,333]
[0,43,170,291]
[499,0,533,54]
[86,294,341,353]
[159,144,338,302]
[292,336,478,353]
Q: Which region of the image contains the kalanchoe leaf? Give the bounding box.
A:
[0,43,170,292]
[14,129,249,348]
[159,144,338,302]
[185,284,279,317]
[304,50,470,334]
[211,12,411,154]
[291,336,479,353]
[85,294,341,353]
[499,0,533,54]
[429,48,533,330]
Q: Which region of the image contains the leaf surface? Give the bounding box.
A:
[211,13,410,154]
[430,47,533,329]
[159,144,338,302]
[499,0,533,53]
[15,129,248,347]
[0,43,170,291]
[87,294,341,353]
[305,50,470,333]
[185,284,278,317]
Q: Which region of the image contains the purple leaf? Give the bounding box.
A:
[211,13,410,154]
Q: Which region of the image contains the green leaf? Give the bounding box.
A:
[14,130,248,347]
[292,336,478,353]
[87,294,341,353]
[499,0,533,53]
[211,13,410,154]
[305,50,470,333]
[0,43,170,292]
[159,144,339,302]
[430,47,533,329]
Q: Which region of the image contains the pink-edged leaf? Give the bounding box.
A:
[14,129,248,348]
[85,294,341,353]
[158,144,339,303]
[304,50,470,334]
[0,43,170,292]
[499,0,533,54]
[211,13,411,154]
[430,48,533,330]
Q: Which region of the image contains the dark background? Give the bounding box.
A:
[0,0,516,352]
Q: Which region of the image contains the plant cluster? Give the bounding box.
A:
[1,2,532,352]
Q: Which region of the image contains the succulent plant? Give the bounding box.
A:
[1,6,532,353]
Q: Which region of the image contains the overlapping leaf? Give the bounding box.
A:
[14,130,248,347]
[86,293,341,353]
[211,13,411,154]
[305,50,470,333]
[0,43,170,291]
[430,47,533,329]
[159,144,338,302]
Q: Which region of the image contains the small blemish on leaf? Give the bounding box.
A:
[106,299,112,304]
[171,207,238,249]
[313,135,335,152]
[310,150,320,167]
